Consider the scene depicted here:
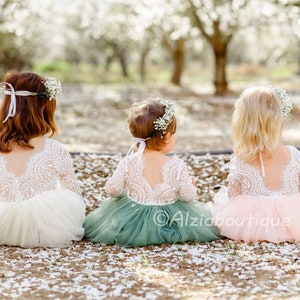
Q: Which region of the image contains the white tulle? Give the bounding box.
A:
[0,138,86,247]
[0,188,85,248]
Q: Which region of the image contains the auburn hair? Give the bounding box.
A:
[0,71,58,152]
[128,99,176,151]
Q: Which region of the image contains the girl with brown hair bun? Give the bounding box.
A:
[84,98,221,247]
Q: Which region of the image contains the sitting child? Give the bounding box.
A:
[211,86,300,243]
[0,71,85,248]
[84,98,221,247]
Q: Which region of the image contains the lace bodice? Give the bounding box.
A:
[0,139,81,202]
[105,154,197,205]
[228,146,300,198]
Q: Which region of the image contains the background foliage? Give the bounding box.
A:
[0,0,299,94]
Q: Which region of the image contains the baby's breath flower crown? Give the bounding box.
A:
[270,86,292,119]
[153,98,175,136]
[38,77,63,100]
[0,76,63,123]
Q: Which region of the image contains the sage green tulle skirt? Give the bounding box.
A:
[84,194,222,247]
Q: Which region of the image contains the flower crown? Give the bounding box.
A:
[153,98,175,136]
[38,77,63,100]
[270,86,292,119]
[0,76,62,123]
[0,77,62,100]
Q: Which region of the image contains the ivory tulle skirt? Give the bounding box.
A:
[83,194,222,247]
[0,189,85,248]
[210,187,300,243]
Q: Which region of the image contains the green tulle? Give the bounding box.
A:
[84,194,222,247]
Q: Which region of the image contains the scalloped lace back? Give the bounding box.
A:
[228,146,300,197]
[0,139,80,202]
[105,154,197,205]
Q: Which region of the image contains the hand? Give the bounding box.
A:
[191,176,196,186]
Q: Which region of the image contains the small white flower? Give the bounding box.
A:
[153,98,175,135]
[270,86,292,119]
[40,77,63,100]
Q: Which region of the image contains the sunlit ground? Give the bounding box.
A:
[54,78,300,154]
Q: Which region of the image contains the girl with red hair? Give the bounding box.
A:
[0,71,85,248]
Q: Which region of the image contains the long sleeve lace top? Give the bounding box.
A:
[228,145,300,198]
[105,153,197,205]
[0,139,81,202]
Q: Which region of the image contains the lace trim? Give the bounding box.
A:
[229,146,300,197]
[105,155,197,204]
[130,197,177,206]
[0,139,80,202]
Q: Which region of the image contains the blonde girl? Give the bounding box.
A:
[211,86,300,243]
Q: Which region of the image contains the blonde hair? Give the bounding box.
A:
[128,99,176,151]
[232,86,282,162]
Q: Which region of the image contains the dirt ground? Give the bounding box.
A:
[54,80,300,154]
[1,82,300,299]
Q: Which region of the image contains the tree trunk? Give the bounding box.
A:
[117,51,128,78]
[139,44,150,82]
[105,54,114,71]
[213,48,228,95]
[187,1,234,95]
[171,38,185,86]
[297,39,300,75]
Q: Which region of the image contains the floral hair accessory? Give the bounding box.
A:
[38,77,63,100]
[0,76,62,123]
[153,98,175,136]
[270,86,292,119]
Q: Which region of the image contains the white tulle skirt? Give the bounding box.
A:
[0,189,85,248]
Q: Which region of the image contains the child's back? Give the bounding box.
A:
[211,86,300,243]
[84,98,222,247]
[0,71,85,248]
[106,152,197,205]
[228,145,299,197]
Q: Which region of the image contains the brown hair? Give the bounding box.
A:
[128,99,176,151]
[0,71,58,152]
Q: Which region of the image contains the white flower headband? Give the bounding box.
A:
[270,86,292,119]
[153,98,175,136]
[0,77,62,123]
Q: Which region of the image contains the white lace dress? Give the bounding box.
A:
[84,153,221,247]
[211,145,300,243]
[0,139,85,248]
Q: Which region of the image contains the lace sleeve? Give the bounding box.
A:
[298,172,300,193]
[228,177,242,198]
[59,147,82,195]
[294,147,300,193]
[177,159,197,202]
[227,157,242,198]
[105,157,126,197]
